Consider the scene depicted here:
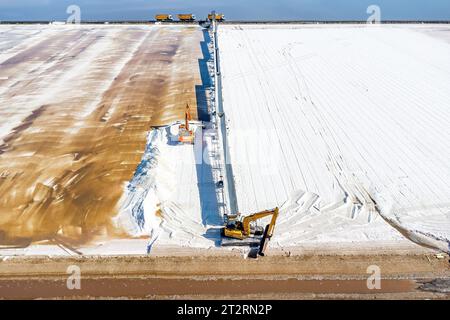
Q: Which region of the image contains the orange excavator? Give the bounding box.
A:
[178,104,195,144]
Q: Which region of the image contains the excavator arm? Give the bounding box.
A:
[242,208,278,236]
[265,207,279,238]
[178,104,195,144]
[185,104,192,131]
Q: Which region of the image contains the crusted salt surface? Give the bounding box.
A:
[116,27,225,252]
[219,24,450,252]
[117,125,224,250]
[0,25,149,142]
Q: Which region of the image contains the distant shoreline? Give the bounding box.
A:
[1,20,450,25]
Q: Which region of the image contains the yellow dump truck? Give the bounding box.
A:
[177,14,196,22]
[155,14,173,22]
[208,13,225,21]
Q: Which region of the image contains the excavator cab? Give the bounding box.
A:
[222,220,245,239]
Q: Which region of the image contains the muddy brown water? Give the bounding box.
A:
[0,26,206,245]
[0,278,418,299]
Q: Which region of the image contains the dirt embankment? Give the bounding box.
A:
[0,26,204,245]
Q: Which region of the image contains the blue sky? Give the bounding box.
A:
[1,0,449,21]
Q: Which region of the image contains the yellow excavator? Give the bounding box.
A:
[221,208,279,256]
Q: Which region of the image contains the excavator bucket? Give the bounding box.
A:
[258,224,271,256]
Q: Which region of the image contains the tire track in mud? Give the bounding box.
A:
[0,26,205,246]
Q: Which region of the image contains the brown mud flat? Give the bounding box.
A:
[0,253,448,299]
[0,26,206,245]
[0,278,422,299]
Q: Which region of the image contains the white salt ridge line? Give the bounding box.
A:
[378,202,450,254]
[158,125,223,247]
[271,189,401,247]
[219,25,450,249]
[116,125,219,250]
[374,192,450,253]
[116,129,162,237]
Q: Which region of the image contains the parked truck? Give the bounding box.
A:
[177,14,196,22]
[208,13,225,21]
[155,14,173,22]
